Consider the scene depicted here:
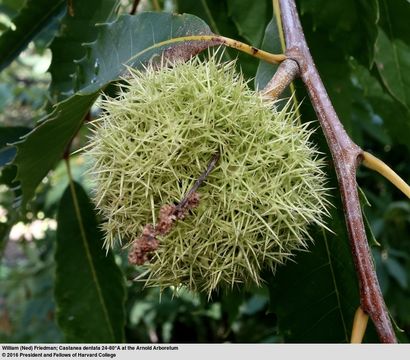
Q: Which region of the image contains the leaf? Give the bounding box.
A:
[0,126,31,167]
[379,0,410,47]
[49,0,120,101]
[12,12,216,205]
[266,175,374,342]
[176,0,261,81]
[55,181,125,342]
[13,94,98,205]
[0,0,66,71]
[358,0,380,66]
[227,0,269,46]
[318,61,355,137]
[375,28,410,110]
[267,236,357,342]
[177,0,235,37]
[74,12,215,94]
[351,98,391,147]
[385,257,408,289]
[299,0,379,66]
[352,61,410,151]
[10,13,218,204]
[254,18,282,90]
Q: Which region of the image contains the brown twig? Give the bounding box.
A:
[277,0,396,343]
[262,58,299,99]
[128,152,220,265]
[176,152,220,212]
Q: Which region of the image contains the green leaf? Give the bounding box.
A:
[227,0,268,46]
[254,18,282,90]
[375,28,410,110]
[12,12,215,205]
[318,61,355,137]
[385,257,408,289]
[55,181,125,342]
[0,0,66,71]
[176,0,261,81]
[74,12,214,94]
[0,126,31,166]
[352,61,410,151]
[379,0,410,47]
[267,184,362,342]
[177,0,235,36]
[49,0,119,101]
[13,94,98,205]
[299,0,379,66]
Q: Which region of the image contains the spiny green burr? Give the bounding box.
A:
[86,54,330,296]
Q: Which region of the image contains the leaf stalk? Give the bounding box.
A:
[351,307,369,343]
[362,151,410,199]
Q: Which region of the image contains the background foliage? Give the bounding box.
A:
[0,0,409,343]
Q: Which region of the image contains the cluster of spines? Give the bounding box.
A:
[86,55,330,296]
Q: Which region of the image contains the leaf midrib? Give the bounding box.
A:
[67,169,115,341]
[323,230,349,342]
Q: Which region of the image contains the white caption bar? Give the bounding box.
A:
[1,344,409,360]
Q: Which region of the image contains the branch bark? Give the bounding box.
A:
[277,0,396,343]
[263,58,299,99]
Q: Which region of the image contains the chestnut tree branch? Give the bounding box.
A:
[262,58,299,99]
[277,0,397,343]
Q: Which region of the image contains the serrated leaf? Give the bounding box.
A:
[227,0,268,46]
[0,0,66,71]
[0,126,31,167]
[13,94,98,205]
[74,12,214,94]
[49,0,119,101]
[267,236,357,341]
[375,28,410,110]
[12,12,217,205]
[55,181,125,342]
[266,179,378,342]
